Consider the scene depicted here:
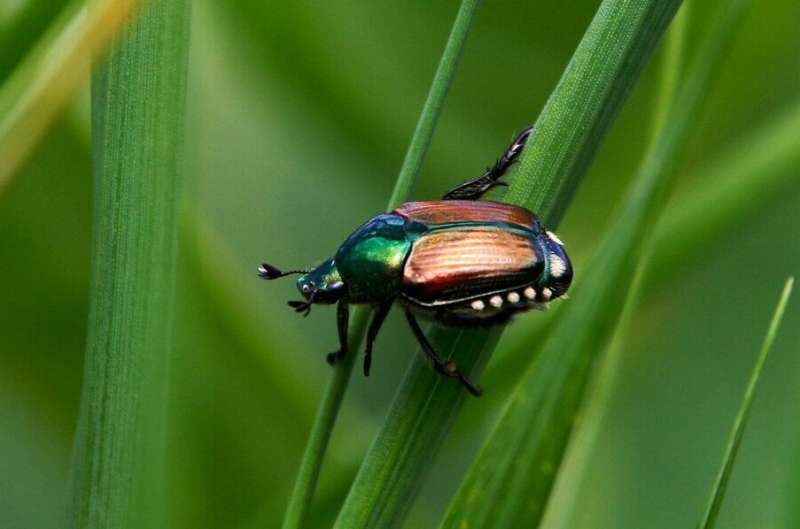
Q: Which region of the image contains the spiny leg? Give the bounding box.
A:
[442,125,534,200]
[404,309,482,396]
[363,302,393,376]
[326,299,349,365]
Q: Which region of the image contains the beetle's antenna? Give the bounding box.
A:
[257,262,309,280]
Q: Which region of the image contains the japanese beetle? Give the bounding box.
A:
[259,126,572,396]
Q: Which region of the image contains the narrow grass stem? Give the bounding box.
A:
[697,278,794,529]
[388,0,480,209]
[279,310,368,529]
[280,2,480,528]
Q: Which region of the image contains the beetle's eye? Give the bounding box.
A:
[302,283,313,294]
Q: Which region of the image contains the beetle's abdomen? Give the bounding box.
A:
[402,227,543,304]
[394,200,540,232]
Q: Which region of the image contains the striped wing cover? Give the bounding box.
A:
[401,227,542,304]
[394,200,538,230]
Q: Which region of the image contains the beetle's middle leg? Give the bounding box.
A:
[363,301,393,376]
[404,309,482,396]
[326,299,350,365]
[442,125,533,201]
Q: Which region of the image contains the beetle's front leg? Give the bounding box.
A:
[326,299,350,365]
[404,310,482,397]
[363,301,393,376]
[442,125,533,201]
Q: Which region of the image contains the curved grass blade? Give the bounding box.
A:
[439,1,753,527]
[697,277,794,529]
[333,2,683,529]
[0,0,142,195]
[279,2,481,528]
[65,1,191,527]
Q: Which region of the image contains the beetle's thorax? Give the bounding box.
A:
[334,214,417,303]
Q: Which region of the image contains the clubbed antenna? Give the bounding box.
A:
[257,262,308,280]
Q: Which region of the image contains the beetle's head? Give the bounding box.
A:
[296,259,344,305]
[257,258,344,317]
[540,230,573,299]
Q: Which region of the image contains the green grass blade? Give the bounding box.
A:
[0,0,141,195]
[541,7,690,526]
[278,310,367,529]
[65,1,191,527]
[439,1,752,527]
[279,2,480,528]
[697,277,794,529]
[648,2,688,142]
[333,2,683,529]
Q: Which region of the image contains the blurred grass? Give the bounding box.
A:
[646,98,800,288]
[0,0,71,78]
[66,1,190,527]
[1,1,799,529]
[0,0,141,193]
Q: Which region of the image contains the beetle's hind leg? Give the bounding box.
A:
[363,301,392,376]
[442,125,533,201]
[326,299,350,365]
[404,310,482,397]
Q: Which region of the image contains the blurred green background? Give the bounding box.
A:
[1,1,799,528]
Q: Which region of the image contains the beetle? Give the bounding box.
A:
[258,126,572,396]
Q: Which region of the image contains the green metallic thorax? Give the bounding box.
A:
[334,214,423,303]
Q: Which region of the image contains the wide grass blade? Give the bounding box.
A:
[439,1,753,527]
[65,1,191,527]
[0,0,141,194]
[333,2,683,529]
[279,2,481,528]
[697,277,794,529]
